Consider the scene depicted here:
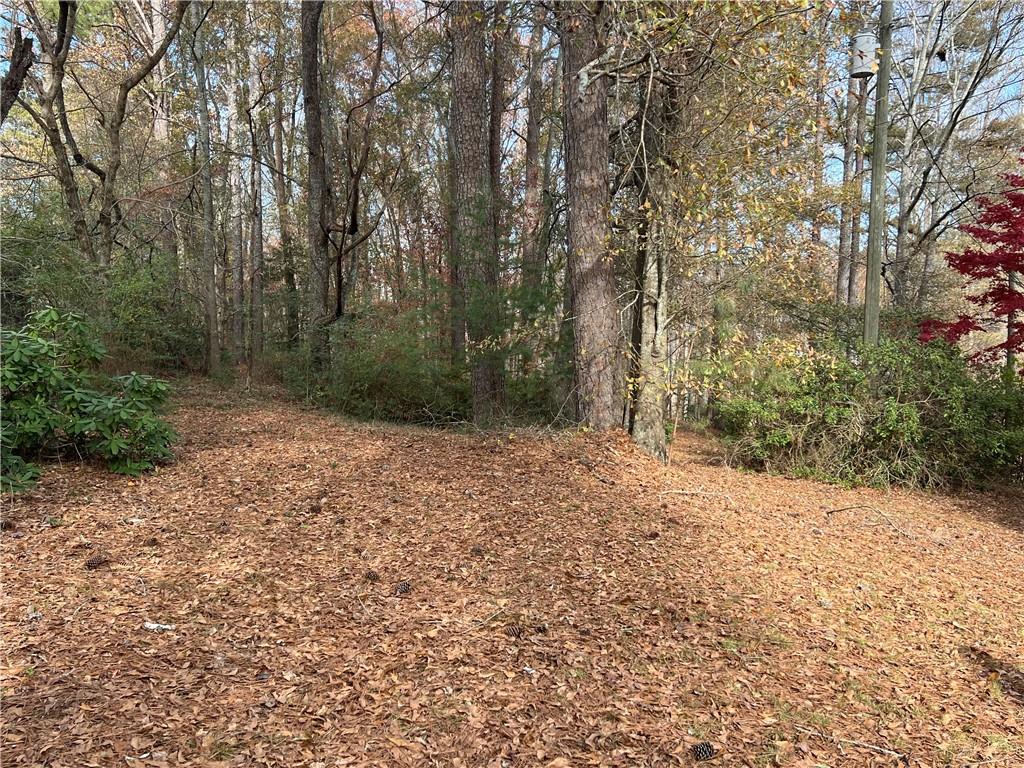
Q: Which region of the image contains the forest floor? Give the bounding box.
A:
[2,381,1023,768]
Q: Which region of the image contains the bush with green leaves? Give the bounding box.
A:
[327,307,470,423]
[1,309,176,491]
[714,338,1024,487]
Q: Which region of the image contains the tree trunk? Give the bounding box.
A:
[248,5,264,362]
[227,33,246,362]
[450,0,503,425]
[521,4,546,307]
[301,0,330,367]
[559,2,619,429]
[270,63,299,346]
[24,4,96,262]
[629,75,675,460]
[847,76,868,304]
[488,1,508,279]
[836,74,858,303]
[445,103,466,364]
[190,0,220,374]
[150,0,177,260]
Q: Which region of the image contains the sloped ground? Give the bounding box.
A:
[2,382,1022,768]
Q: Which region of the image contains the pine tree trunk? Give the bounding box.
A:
[560,2,619,429]
[450,0,502,425]
[445,104,466,364]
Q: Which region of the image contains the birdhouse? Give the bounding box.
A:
[850,28,878,79]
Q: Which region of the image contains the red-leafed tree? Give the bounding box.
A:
[920,161,1024,377]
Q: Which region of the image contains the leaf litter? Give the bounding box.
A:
[1,382,1022,767]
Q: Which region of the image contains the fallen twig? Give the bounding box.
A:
[825,504,914,539]
[454,607,505,636]
[793,724,909,764]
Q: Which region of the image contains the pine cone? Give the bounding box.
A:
[393,580,412,595]
[690,741,715,762]
[84,554,111,570]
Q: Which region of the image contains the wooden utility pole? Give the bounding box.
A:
[863,0,892,346]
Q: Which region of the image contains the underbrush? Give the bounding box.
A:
[714,338,1023,488]
[265,307,471,424]
[265,306,569,426]
[1,309,176,491]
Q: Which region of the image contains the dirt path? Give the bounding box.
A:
[3,383,1022,767]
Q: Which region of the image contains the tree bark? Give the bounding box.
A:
[450,0,503,425]
[629,75,675,461]
[559,1,619,429]
[227,25,246,362]
[0,29,33,126]
[269,37,300,346]
[301,0,330,366]
[847,76,868,304]
[190,0,219,374]
[521,3,547,305]
[836,74,858,303]
[248,3,264,362]
[445,104,467,365]
[21,3,96,262]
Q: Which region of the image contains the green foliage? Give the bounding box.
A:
[0,205,204,372]
[715,338,1024,487]
[103,257,204,371]
[1,309,176,491]
[270,307,471,424]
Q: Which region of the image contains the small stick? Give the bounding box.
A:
[793,725,908,763]
[825,504,913,539]
[454,607,505,636]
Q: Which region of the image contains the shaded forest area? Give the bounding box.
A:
[2,0,1023,486]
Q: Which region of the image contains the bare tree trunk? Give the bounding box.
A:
[1008,270,1020,381]
[445,102,466,363]
[301,0,330,367]
[630,75,678,460]
[190,0,219,374]
[836,75,858,303]
[248,5,264,362]
[847,77,868,304]
[521,3,546,305]
[559,1,619,429]
[150,0,177,261]
[450,0,502,425]
[488,1,508,278]
[227,30,246,362]
[269,57,299,346]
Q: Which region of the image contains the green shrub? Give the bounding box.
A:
[715,338,1024,487]
[328,309,470,423]
[266,307,471,424]
[1,309,176,491]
